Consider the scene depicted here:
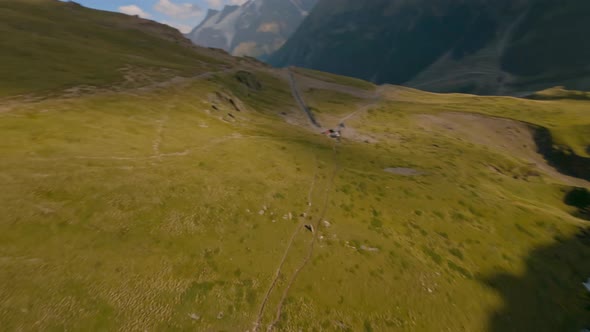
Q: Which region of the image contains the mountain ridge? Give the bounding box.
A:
[269,0,590,95]
[187,0,317,60]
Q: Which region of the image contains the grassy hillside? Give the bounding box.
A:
[1,1,590,331]
[0,0,229,97]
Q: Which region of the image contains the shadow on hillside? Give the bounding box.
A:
[533,126,590,181]
[565,187,590,221]
[483,227,590,331]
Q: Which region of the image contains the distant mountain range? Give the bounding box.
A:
[186,0,316,60]
[269,0,590,95]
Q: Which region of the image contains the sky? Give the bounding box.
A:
[60,0,248,33]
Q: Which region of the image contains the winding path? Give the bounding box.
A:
[253,160,319,331]
[266,144,340,331]
[287,68,322,128]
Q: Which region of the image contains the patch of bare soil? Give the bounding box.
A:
[416,112,589,187]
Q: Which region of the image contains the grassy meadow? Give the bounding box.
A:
[1,1,589,331]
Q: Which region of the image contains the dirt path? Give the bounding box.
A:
[254,72,342,331]
[253,159,319,332]
[266,144,340,331]
[0,68,235,114]
[152,117,167,159]
[337,85,385,128]
[287,68,322,128]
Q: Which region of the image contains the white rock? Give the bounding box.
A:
[258,210,265,215]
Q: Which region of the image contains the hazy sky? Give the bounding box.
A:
[60,0,248,33]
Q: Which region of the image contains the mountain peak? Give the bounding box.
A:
[187,0,318,59]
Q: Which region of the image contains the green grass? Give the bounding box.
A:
[528,86,590,101]
[381,86,590,157]
[2,69,589,331]
[293,67,376,91]
[0,0,228,97]
[1,2,589,331]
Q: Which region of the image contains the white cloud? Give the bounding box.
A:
[155,0,203,19]
[162,21,193,34]
[118,5,151,18]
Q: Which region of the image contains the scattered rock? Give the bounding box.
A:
[217,312,224,319]
[584,278,590,292]
[188,313,200,321]
[304,224,314,233]
[300,212,307,218]
[258,210,265,215]
[344,241,356,249]
[360,245,380,252]
[288,212,293,220]
[323,220,331,228]
[272,219,276,223]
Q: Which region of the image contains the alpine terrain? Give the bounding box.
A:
[186,0,316,60]
[269,0,590,95]
[0,0,589,331]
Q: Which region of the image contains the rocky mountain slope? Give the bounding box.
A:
[186,0,316,60]
[269,0,590,95]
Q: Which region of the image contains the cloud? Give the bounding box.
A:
[162,21,193,34]
[118,5,151,18]
[154,0,203,19]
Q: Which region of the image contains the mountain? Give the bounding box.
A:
[1,1,590,331]
[186,0,316,60]
[269,0,590,95]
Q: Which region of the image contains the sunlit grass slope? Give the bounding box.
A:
[0,0,228,97]
[0,2,589,331]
